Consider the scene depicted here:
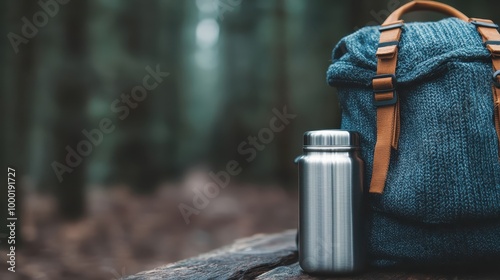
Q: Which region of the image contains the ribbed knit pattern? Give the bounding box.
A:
[327,18,500,267]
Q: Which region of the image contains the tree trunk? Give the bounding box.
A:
[52,0,90,220]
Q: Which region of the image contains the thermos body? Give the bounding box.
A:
[296,130,365,274]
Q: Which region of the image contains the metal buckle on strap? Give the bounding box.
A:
[376,41,399,58]
[485,41,500,57]
[372,74,398,107]
[485,41,500,46]
[493,70,500,88]
[379,23,403,32]
[471,20,499,29]
[378,41,399,48]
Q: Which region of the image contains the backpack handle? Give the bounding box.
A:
[384,0,469,25]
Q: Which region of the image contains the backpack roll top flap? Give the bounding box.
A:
[328,18,492,88]
[327,18,500,224]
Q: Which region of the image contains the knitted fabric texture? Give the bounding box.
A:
[327,18,500,267]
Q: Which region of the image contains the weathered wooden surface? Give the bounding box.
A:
[124,230,500,280]
[123,230,297,280]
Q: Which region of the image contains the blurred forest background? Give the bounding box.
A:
[0,0,499,279]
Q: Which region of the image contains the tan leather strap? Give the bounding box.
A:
[370,21,403,194]
[384,0,469,24]
[472,18,500,158]
[370,3,500,194]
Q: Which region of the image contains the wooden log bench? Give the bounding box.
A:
[124,230,500,279]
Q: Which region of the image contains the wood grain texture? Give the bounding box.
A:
[123,230,298,280]
[124,229,500,280]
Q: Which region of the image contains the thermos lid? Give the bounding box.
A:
[303,130,360,147]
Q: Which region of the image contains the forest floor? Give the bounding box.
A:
[0,181,298,280]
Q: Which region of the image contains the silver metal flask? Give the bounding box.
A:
[296,130,365,275]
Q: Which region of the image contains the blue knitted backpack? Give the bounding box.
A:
[327,1,500,267]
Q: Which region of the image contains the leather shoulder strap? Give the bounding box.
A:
[369,21,403,194]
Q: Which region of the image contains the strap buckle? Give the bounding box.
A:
[372,74,398,107]
[378,41,399,48]
[471,20,499,29]
[485,41,500,46]
[379,23,403,32]
[493,70,500,88]
[485,41,500,57]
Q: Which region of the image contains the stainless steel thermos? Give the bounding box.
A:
[296,130,365,274]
